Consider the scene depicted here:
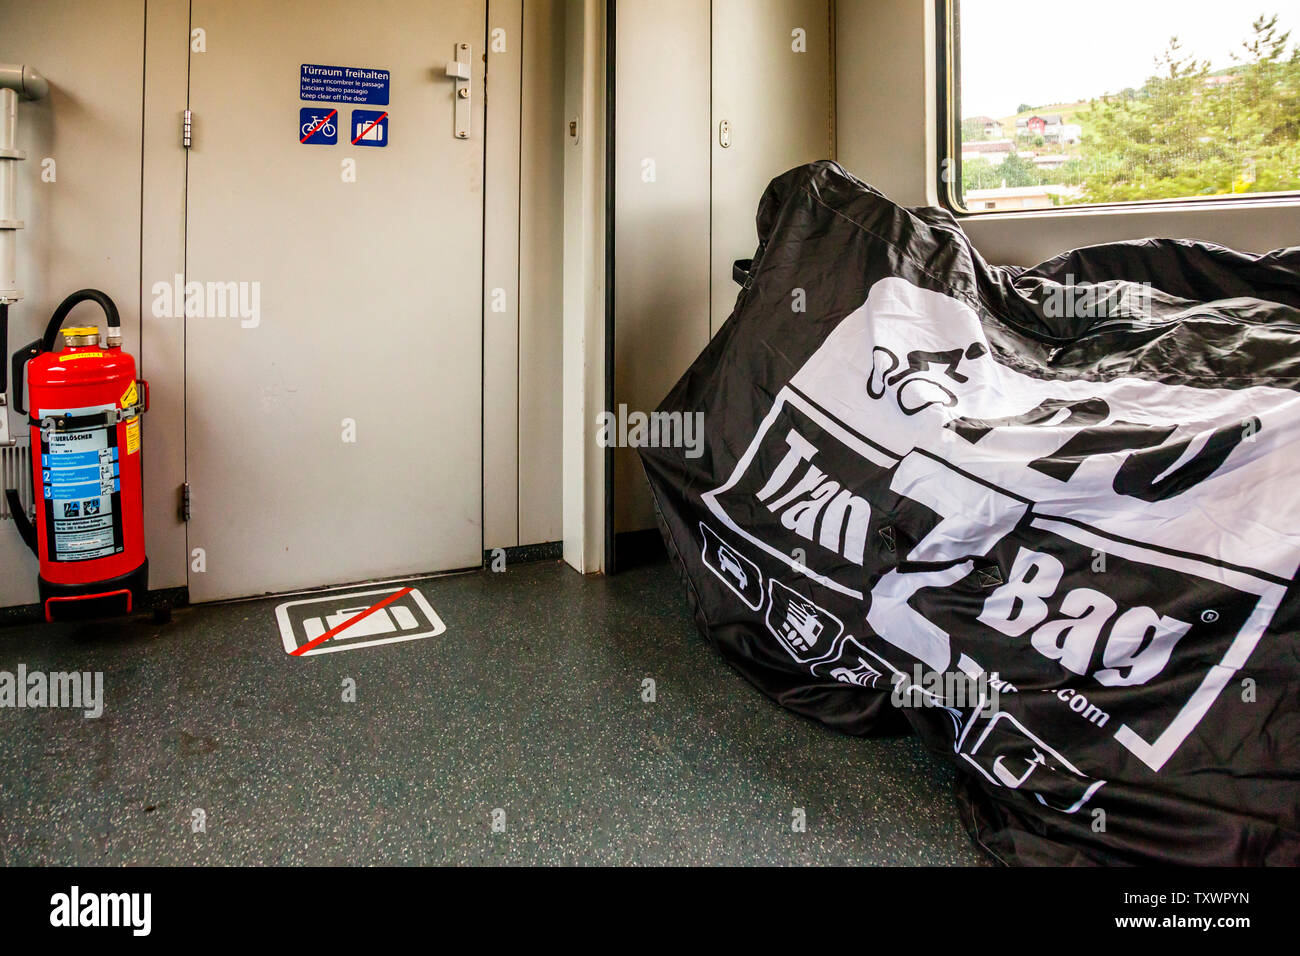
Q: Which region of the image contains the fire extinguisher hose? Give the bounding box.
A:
[0,302,8,394]
[6,488,35,555]
[41,288,120,352]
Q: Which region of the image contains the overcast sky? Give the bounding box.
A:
[960,0,1300,118]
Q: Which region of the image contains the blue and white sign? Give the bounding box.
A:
[300,64,390,106]
[44,462,118,485]
[299,107,338,145]
[41,407,122,561]
[350,109,389,147]
[44,479,117,501]
[42,448,116,468]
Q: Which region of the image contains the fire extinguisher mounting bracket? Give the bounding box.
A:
[32,401,145,439]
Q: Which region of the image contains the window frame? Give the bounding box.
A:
[935,0,1300,217]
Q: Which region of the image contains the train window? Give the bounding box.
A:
[941,0,1300,213]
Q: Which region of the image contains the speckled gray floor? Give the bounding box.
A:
[0,559,989,865]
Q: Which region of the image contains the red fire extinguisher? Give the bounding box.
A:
[7,289,149,621]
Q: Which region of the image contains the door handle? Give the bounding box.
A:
[444,43,472,140]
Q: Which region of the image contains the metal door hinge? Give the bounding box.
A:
[444,44,472,140]
[179,481,191,521]
[182,109,192,148]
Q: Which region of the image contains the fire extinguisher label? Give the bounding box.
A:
[39,404,125,563]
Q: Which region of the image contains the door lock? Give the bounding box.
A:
[719,119,732,148]
[444,43,472,140]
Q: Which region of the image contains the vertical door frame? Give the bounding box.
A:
[142,0,190,596]
[483,0,523,553]
[602,0,616,574]
[560,0,608,574]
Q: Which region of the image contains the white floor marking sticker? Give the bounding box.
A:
[275,586,446,657]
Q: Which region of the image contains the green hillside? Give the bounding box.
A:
[962,15,1300,204]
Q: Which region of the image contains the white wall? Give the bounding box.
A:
[711,0,837,330]
[612,0,835,537]
[613,0,712,536]
[835,0,932,208]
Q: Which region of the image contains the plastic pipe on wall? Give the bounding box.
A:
[0,64,49,101]
[0,64,48,444]
[0,64,49,307]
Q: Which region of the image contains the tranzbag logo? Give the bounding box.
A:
[699,277,1289,783]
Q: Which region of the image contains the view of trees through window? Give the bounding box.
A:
[954,1,1300,211]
